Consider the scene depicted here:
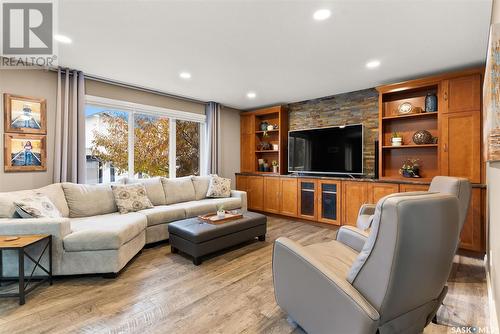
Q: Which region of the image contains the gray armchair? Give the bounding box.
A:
[273,192,461,334]
[336,176,471,252]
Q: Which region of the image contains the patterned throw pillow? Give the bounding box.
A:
[206,175,231,198]
[14,195,62,218]
[111,184,153,214]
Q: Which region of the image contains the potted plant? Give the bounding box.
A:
[216,204,225,218]
[399,158,421,178]
[272,160,279,173]
[391,132,403,146]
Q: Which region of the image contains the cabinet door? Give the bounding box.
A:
[440,111,481,183]
[236,175,248,192]
[459,188,484,252]
[442,75,481,114]
[298,179,318,220]
[400,184,429,192]
[342,181,369,226]
[263,177,280,214]
[369,183,399,203]
[280,178,298,217]
[247,176,264,211]
[240,114,255,172]
[318,180,341,225]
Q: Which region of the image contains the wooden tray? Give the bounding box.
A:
[198,211,243,225]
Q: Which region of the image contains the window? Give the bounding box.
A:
[85,96,205,184]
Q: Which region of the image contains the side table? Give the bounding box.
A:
[0,234,52,305]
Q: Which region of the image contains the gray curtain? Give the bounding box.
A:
[205,102,221,174]
[53,68,86,183]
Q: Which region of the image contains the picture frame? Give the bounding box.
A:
[3,94,47,134]
[4,133,47,172]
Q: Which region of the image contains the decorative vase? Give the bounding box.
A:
[260,122,268,131]
[425,93,438,112]
[217,210,226,219]
[412,130,433,145]
[391,137,403,146]
[272,165,278,173]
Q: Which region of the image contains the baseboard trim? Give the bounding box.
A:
[485,254,500,333]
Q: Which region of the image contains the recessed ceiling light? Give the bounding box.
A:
[246,91,256,99]
[54,34,72,44]
[366,60,381,69]
[179,72,191,79]
[313,9,331,21]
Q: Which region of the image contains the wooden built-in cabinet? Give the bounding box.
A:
[236,174,485,252]
[441,74,481,114]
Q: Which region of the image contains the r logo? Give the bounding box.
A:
[2,2,53,55]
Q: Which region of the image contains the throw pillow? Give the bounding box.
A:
[14,195,62,218]
[111,184,153,214]
[206,175,231,198]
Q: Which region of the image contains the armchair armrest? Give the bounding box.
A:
[0,218,71,276]
[230,190,247,212]
[358,204,376,216]
[273,237,379,333]
[336,226,369,252]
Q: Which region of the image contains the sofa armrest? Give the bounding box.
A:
[336,226,369,252]
[230,190,247,212]
[0,218,71,276]
[273,237,379,333]
[358,203,376,217]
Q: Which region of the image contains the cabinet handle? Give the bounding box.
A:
[443,92,448,101]
[444,143,448,152]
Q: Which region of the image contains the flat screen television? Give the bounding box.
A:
[288,124,364,175]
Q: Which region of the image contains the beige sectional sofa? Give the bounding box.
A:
[0,176,247,276]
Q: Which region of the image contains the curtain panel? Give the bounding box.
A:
[205,102,221,175]
[53,68,86,183]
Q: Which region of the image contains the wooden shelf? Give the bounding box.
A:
[382,144,438,149]
[382,112,438,120]
[255,129,279,134]
[255,150,279,153]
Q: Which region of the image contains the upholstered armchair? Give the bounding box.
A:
[273,192,461,334]
[336,176,471,252]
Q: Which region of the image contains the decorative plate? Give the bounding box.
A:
[398,102,414,114]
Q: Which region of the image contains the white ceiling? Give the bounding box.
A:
[58,0,493,109]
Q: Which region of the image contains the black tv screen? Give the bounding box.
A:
[288,124,363,175]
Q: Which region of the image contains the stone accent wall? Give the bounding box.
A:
[287,88,379,176]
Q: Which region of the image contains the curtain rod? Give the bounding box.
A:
[51,67,208,105]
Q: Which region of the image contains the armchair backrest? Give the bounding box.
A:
[346,192,460,323]
[429,176,471,231]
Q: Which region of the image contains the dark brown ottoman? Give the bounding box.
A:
[168,211,267,265]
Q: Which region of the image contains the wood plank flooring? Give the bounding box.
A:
[0,216,488,334]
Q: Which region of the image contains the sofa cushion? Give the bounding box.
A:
[197,197,242,211]
[206,175,231,198]
[161,176,196,204]
[138,204,186,227]
[0,183,69,218]
[181,201,218,218]
[64,212,147,251]
[305,240,358,279]
[62,183,117,218]
[192,176,211,200]
[111,184,153,214]
[125,177,166,206]
[14,195,62,218]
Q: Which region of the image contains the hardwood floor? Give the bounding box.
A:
[0,216,488,334]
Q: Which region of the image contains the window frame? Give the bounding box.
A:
[85,95,206,180]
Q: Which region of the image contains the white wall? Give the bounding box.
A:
[219,106,241,188]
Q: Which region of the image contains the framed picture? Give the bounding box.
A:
[3,94,47,134]
[4,133,46,172]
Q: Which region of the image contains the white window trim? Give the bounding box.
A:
[85,95,206,179]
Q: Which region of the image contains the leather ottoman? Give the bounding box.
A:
[168,211,267,265]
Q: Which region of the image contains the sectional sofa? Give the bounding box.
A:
[0,176,247,276]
